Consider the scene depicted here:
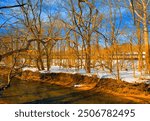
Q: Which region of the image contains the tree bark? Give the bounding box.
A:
[86,38,91,73]
[143,2,150,73]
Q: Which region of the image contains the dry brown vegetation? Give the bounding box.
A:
[1,66,150,103]
[1,67,150,96]
[18,70,150,102]
[0,0,150,103]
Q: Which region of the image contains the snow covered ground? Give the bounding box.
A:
[22,66,150,84]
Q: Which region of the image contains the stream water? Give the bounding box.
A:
[0,77,137,104]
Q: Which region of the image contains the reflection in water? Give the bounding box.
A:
[0,78,136,104]
[0,78,78,103]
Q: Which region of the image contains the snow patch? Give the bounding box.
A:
[22,66,150,84]
[22,67,38,72]
[74,84,83,88]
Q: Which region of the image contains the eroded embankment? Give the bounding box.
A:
[1,67,150,103]
[19,71,98,90]
[18,70,150,95]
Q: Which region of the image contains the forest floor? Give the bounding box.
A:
[0,66,150,104]
[22,66,150,84]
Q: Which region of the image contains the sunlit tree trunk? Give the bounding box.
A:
[129,0,150,73]
[143,3,150,73]
[136,21,143,74]
[86,37,91,73]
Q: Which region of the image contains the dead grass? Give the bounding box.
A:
[19,71,150,96]
[0,66,10,76]
[19,70,41,81]
[0,100,8,104]
[95,78,150,95]
[40,73,98,89]
[1,67,150,103]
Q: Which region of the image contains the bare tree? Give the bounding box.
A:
[128,0,150,73]
[62,0,103,73]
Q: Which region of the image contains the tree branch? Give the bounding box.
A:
[0,39,38,61]
[0,4,26,9]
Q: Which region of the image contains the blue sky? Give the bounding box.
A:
[0,0,149,44]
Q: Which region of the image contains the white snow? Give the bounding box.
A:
[22,65,150,84]
[22,67,38,72]
[74,84,84,88]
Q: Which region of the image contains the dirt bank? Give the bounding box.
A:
[1,68,150,103]
[19,70,150,94]
[19,71,150,103]
[0,66,10,77]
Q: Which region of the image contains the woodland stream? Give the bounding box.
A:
[0,77,137,104]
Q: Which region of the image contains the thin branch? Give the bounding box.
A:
[128,0,144,21]
[0,36,70,62]
[0,4,26,9]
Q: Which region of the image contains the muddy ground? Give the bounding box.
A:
[0,67,150,104]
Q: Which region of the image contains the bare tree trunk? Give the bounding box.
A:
[86,38,91,73]
[115,45,120,80]
[129,0,150,73]
[46,48,50,71]
[143,19,150,73]
[136,21,143,73]
[130,37,136,77]
[37,42,44,70]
